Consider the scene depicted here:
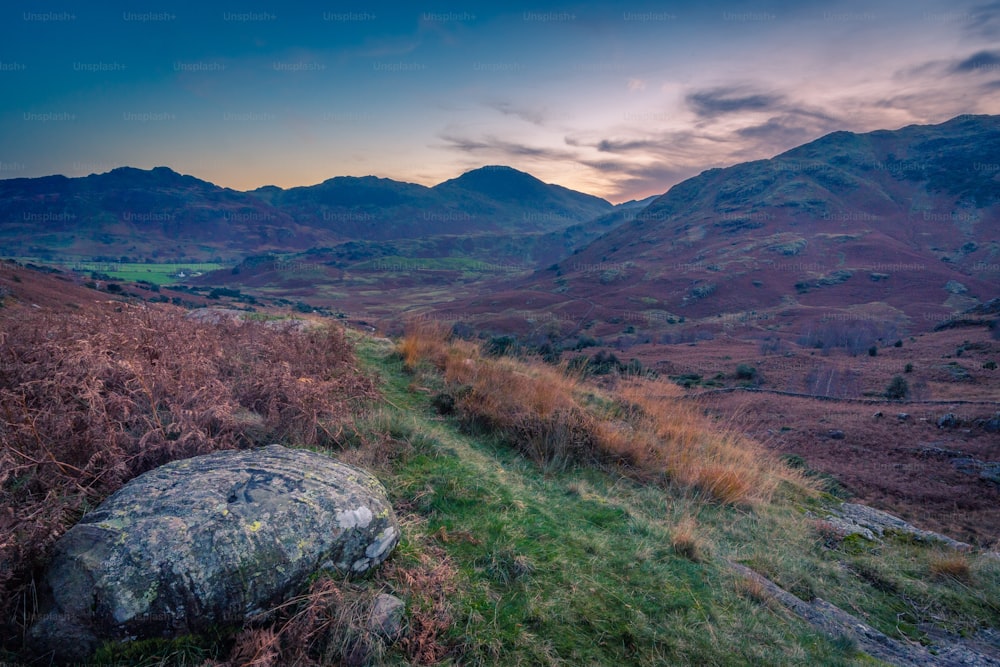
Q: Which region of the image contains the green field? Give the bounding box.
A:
[6,258,226,285]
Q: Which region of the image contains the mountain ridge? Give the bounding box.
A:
[436,115,1000,334]
[0,164,615,260]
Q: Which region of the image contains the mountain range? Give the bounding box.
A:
[443,114,1000,334]
[2,115,999,334]
[0,165,613,261]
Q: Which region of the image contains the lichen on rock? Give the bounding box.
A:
[27,444,400,663]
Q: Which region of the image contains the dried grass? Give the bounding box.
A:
[0,303,376,640]
[671,516,707,562]
[928,552,973,583]
[400,325,801,505]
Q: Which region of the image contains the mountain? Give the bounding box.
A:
[444,115,1000,335]
[249,166,613,240]
[0,166,311,261]
[0,166,613,260]
[432,165,614,230]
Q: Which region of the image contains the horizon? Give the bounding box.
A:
[2,112,991,203]
[2,1,999,203]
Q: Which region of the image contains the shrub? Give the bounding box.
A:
[904,362,914,373]
[397,319,451,370]
[735,364,758,381]
[484,335,520,358]
[868,345,878,357]
[0,304,376,630]
[885,375,910,400]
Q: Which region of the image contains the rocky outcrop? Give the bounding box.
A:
[28,445,399,662]
[816,502,971,551]
[729,561,1000,666]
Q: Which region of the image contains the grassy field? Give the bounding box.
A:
[5,257,225,284]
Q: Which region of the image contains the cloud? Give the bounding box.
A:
[687,87,784,117]
[595,138,662,153]
[952,50,1000,73]
[437,133,576,160]
[967,1,1000,39]
[484,100,547,126]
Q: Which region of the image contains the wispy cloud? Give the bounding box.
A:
[484,100,547,126]
[438,133,577,160]
[967,1,1000,39]
[687,87,784,117]
[952,50,1000,73]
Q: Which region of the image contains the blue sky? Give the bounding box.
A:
[1,0,998,201]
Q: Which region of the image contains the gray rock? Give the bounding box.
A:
[983,413,1000,433]
[826,429,846,440]
[27,445,400,662]
[368,593,406,641]
[980,463,1000,487]
[829,503,971,551]
[897,412,910,421]
[937,412,960,428]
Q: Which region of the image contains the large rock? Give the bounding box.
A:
[28,445,400,662]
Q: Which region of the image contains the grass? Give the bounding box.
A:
[401,320,794,505]
[5,257,225,284]
[2,304,999,665]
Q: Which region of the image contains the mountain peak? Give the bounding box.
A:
[435,165,577,204]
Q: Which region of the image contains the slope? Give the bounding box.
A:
[446,115,1000,336]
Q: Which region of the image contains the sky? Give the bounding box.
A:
[1,1,998,203]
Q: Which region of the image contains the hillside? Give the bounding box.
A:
[447,115,1000,336]
[1,271,997,665]
[0,167,311,261]
[0,166,614,262]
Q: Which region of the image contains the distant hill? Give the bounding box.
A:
[0,166,614,260]
[443,115,1000,334]
[249,166,613,240]
[0,167,310,261]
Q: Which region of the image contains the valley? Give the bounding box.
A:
[2,114,999,665]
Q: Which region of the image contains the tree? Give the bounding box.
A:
[885,375,910,400]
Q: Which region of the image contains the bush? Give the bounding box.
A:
[868,345,878,357]
[904,362,914,373]
[0,305,376,630]
[484,335,520,358]
[735,364,758,381]
[885,375,910,400]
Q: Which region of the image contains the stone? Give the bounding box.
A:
[368,593,406,641]
[937,413,959,428]
[826,429,846,440]
[896,412,910,421]
[27,445,400,663]
[983,413,1000,433]
[825,503,971,551]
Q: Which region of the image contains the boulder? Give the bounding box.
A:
[937,412,960,428]
[28,445,399,662]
